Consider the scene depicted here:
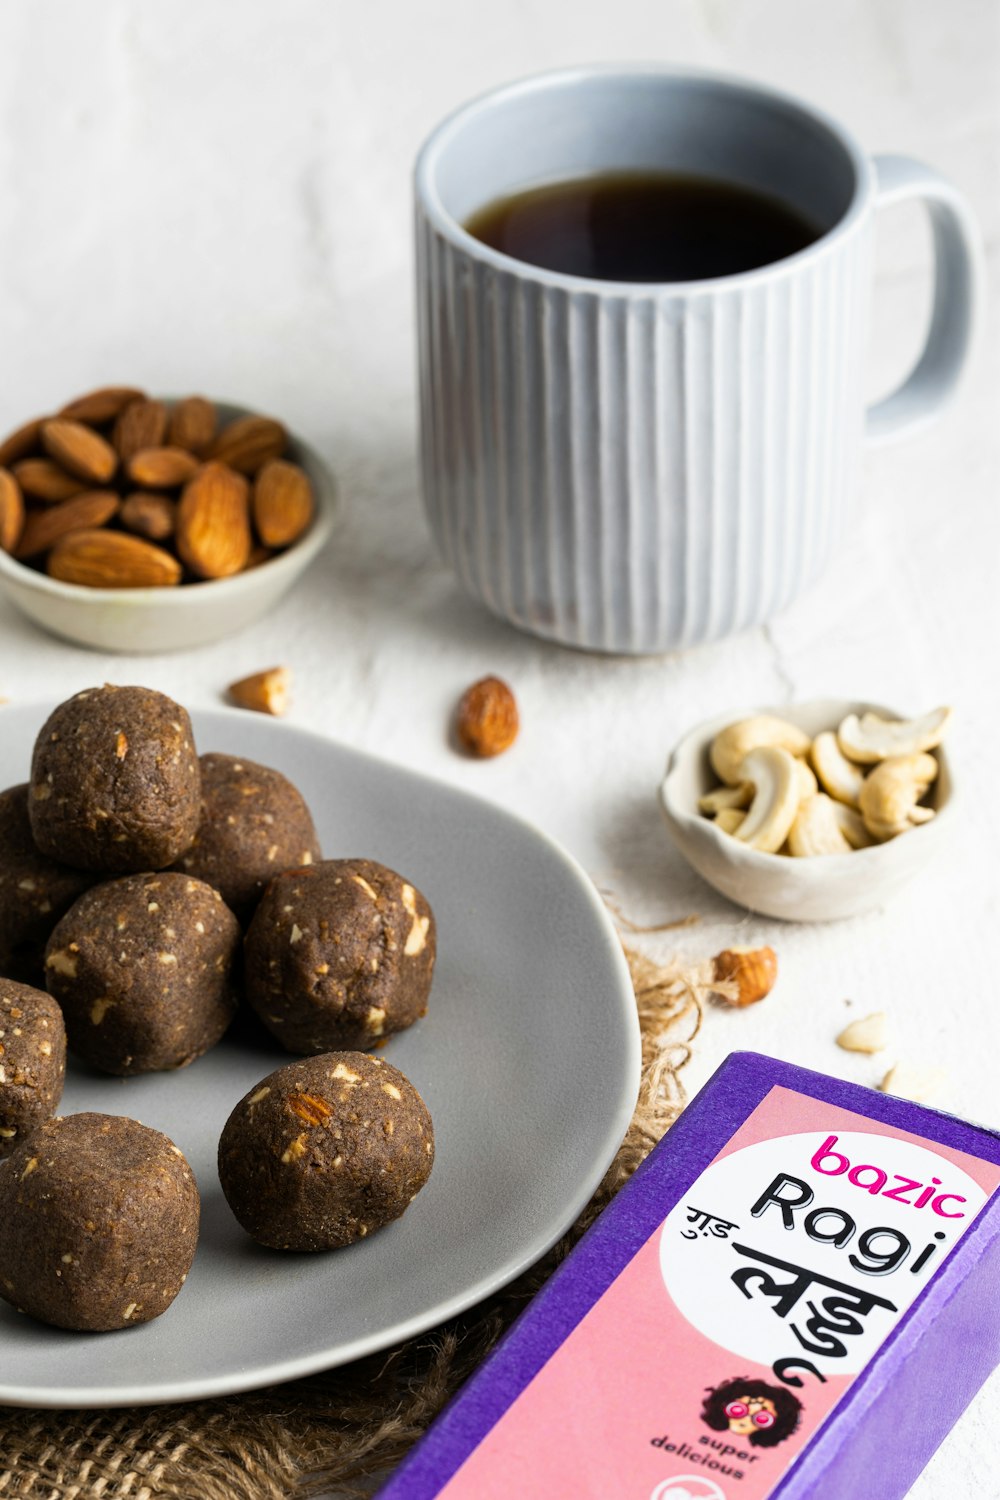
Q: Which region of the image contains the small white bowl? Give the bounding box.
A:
[659,699,956,922]
[0,401,336,653]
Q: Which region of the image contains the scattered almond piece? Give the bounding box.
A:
[836,1011,888,1054]
[711,945,778,1007]
[455,676,519,758]
[879,1061,948,1104]
[228,667,291,717]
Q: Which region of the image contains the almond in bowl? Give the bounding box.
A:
[0,392,335,653]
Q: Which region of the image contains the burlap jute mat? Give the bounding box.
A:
[0,944,726,1500]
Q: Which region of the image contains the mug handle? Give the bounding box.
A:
[866,154,982,445]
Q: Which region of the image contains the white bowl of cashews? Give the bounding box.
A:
[659,699,956,922]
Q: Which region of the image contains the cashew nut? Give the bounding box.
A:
[811,731,865,808]
[698,783,753,815]
[695,703,948,859]
[787,794,853,857]
[710,715,811,786]
[858,753,938,840]
[796,758,818,802]
[838,706,952,764]
[732,746,802,853]
[830,801,875,849]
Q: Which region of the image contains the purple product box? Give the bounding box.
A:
[378,1052,1000,1500]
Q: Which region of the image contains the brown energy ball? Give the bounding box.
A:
[0,981,67,1159]
[171,752,321,923]
[0,784,95,984]
[29,684,201,873]
[0,1112,199,1331]
[45,872,240,1076]
[244,858,436,1054]
[218,1052,434,1250]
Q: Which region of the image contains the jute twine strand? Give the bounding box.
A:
[0,943,724,1500]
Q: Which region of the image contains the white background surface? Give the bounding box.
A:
[0,2,997,1495]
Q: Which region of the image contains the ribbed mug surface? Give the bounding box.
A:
[415,67,978,653]
[417,213,871,653]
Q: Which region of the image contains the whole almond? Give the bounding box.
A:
[253,459,313,548]
[210,415,287,474]
[0,469,25,553]
[59,386,145,424]
[16,491,120,560]
[128,446,201,488]
[0,417,45,468]
[168,396,217,456]
[48,529,182,589]
[120,491,175,542]
[11,458,87,503]
[112,398,168,462]
[176,462,251,578]
[455,676,520,757]
[42,419,118,485]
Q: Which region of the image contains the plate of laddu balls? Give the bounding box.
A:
[0,685,639,1406]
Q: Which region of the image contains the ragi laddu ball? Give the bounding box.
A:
[0,784,95,985]
[218,1052,434,1251]
[171,752,321,924]
[244,858,436,1054]
[29,684,201,873]
[45,872,240,1075]
[0,981,67,1159]
[0,1112,199,1331]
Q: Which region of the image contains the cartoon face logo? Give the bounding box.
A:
[700,1377,802,1449]
[649,1478,727,1500]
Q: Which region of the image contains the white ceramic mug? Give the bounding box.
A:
[414,66,981,654]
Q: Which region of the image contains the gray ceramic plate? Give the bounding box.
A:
[0,705,640,1408]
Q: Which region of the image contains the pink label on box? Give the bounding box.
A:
[438,1086,1000,1500]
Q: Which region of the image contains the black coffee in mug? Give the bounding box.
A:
[464,170,822,282]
